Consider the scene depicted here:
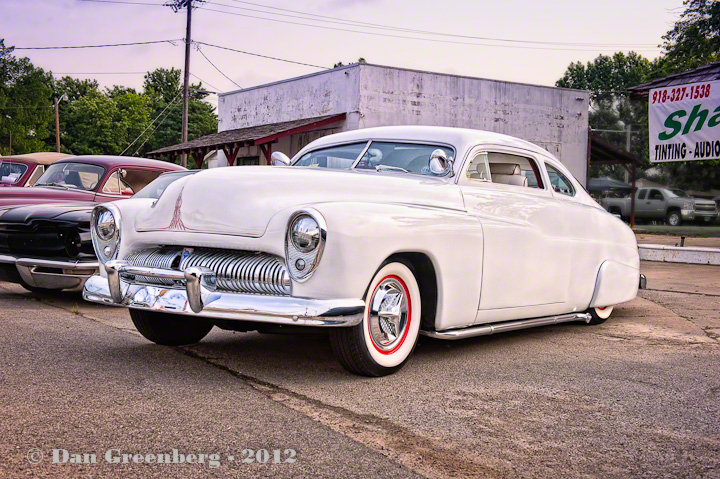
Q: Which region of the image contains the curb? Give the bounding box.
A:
[639,244,720,266]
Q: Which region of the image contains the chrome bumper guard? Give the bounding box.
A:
[82,260,365,327]
[0,254,99,291]
[639,273,647,290]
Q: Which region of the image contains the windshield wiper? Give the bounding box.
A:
[43,182,77,189]
[375,165,409,173]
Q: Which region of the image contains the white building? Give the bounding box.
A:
[151,63,590,183]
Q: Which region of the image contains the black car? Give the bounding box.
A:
[0,170,197,292]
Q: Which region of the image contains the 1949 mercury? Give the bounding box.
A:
[83,127,645,376]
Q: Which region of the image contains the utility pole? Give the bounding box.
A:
[624,124,632,184]
[181,0,193,168]
[54,94,67,153]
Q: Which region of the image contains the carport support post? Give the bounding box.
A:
[630,163,636,228]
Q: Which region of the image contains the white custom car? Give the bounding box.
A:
[83,126,645,376]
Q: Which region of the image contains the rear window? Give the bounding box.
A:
[0,162,28,184]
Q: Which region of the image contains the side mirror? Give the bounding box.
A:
[271,151,291,166]
[428,149,454,176]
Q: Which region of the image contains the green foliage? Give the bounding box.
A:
[333,57,367,68]
[0,43,217,160]
[557,52,652,180]
[0,39,55,155]
[557,0,720,191]
[653,0,720,78]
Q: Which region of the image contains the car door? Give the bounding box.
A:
[458,146,571,322]
[634,189,651,217]
[646,189,666,218]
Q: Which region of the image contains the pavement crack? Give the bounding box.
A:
[177,347,499,479]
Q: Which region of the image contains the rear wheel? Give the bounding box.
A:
[586,306,614,325]
[129,309,213,345]
[667,210,682,226]
[330,262,421,376]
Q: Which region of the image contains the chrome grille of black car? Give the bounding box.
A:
[123,247,291,295]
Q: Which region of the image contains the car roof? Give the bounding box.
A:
[55,155,186,171]
[0,152,71,165]
[298,126,556,160]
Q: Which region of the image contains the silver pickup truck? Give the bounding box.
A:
[601,187,719,226]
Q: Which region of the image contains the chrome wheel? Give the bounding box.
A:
[368,276,411,354]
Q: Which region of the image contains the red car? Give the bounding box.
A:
[0,155,185,207]
[0,152,71,187]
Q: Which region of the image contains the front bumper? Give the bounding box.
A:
[82,260,365,327]
[681,209,695,220]
[0,254,98,291]
[694,210,719,221]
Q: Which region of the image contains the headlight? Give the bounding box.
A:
[285,209,326,282]
[683,202,692,210]
[96,210,116,241]
[91,205,121,264]
[290,216,320,253]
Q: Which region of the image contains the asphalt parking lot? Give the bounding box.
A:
[1,261,719,478]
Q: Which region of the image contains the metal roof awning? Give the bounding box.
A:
[627,61,720,99]
[147,113,347,167]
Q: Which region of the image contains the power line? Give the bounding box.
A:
[212,0,657,48]
[14,39,180,50]
[194,40,328,69]
[133,99,181,156]
[52,71,147,75]
[189,73,222,93]
[120,91,181,155]
[202,6,661,52]
[196,46,242,89]
[0,105,53,109]
[78,0,165,5]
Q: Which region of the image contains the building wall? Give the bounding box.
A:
[217,64,590,183]
[356,65,590,182]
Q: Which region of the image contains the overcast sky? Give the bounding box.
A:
[2,0,684,109]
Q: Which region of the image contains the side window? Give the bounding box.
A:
[648,189,664,200]
[638,189,647,200]
[545,164,575,197]
[466,153,490,181]
[102,171,134,195]
[487,152,543,189]
[27,165,45,186]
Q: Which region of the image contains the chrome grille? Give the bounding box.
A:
[695,204,716,212]
[124,247,291,295]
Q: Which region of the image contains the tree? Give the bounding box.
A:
[138,67,217,156]
[0,39,54,155]
[556,52,652,179]
[333,57,367,68]
[652,0,720,78]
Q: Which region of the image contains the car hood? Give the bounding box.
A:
[0,203,93,225]
[136,166,464,237]
[0,185,94,207]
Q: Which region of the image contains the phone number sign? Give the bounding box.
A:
[649,79,720,163]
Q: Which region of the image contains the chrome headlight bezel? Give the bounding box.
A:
[285,209,326,282]
[91,204,122,264]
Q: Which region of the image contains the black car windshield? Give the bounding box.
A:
[668,189,691,198]
[0,161,29,184]
[35,163,105,191]
[132,170,197,199]
[293,141,455,175]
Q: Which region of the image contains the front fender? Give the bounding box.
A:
[292,202,484,330]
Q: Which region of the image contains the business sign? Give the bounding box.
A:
[649,79,720,163]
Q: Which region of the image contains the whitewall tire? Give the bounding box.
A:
[587,305,614,325]
[330,262,422,376]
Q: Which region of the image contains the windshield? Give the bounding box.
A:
[0,161,28,184]
[293,141,455,176]
[132,170,197,199]
[667,188,691,198]
[35,163,105,191]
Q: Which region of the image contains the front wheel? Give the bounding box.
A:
[667,210,682,226]
[330,262,422,376]
[586,306,614,325]
[129,309,213,345]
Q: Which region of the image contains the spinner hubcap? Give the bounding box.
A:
[368,276,411,354]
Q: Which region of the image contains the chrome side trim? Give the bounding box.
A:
[420,313,592,340]
[83,273,365,327]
